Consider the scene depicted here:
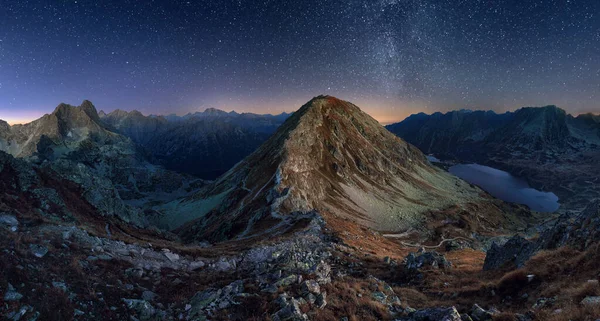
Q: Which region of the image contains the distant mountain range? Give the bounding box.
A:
[386,106,600,211]
[100,108,290,179]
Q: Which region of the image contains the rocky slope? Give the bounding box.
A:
[386,106,600,211]
[100,108,289,179]
[159,96,528,243]
[0,101,203,227]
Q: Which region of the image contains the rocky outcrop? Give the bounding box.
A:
[484,200,600,270]
[0,102,205,227]
[405,250,451,271]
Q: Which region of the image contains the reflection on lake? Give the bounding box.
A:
[449,163,559,212]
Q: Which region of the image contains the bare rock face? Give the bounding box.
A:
[169,96,510,243]
[0,101,202,227]
[0,100,114,158]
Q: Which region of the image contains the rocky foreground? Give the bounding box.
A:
[3,200,600,321]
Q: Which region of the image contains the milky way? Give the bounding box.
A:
[0,0,598,123]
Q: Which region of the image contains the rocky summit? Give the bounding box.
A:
[0,96,599,321]
[165,96,526,243]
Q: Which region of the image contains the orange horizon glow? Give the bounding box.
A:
[2,99,598,126]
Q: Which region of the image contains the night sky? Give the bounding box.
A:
[1,0,599,124]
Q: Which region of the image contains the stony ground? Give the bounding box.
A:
[2,206,600,321]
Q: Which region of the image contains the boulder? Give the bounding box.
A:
[407,306,462,321]
[312,261,332,284]
[301,280,320,295]
[29,244,49,258]
[122,299,156,321]
[471,304,494,321]
[405,251,451,271]
[4,283,23,302]
[273,298,308,321]
[483,236,535,270]
[315,292,327,309]
[581,296,600,306]
[0,214,19,232]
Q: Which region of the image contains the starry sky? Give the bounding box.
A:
[0,0,599,124]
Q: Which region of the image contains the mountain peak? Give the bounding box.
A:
[52,100,101,123]
[171,96,502,243]
[80,100,101,122]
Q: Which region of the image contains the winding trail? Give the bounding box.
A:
[382,235,473,249]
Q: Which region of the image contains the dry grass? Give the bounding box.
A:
[536,304,600,321]
[313,278,393,321]
[496,269,530,295]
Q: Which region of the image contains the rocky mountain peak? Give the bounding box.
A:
[80,100,101,122]
[203,107,228,115]
[171,96,506,243]
[0,119,9,131]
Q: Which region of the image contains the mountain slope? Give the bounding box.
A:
[386,106,600,211]
[159,96,524,243]
[100,109,289,179]
[0,101,203,226]
[0,100,119,159]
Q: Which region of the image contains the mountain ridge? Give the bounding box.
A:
[161,96,527,243]
[386,105,600,211]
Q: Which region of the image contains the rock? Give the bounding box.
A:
[301,280,320,295]
[188,280,244,317]
[471,304,494,321]
[52,282,68,292]
[372,291,387,304]
[315,292,327,309]
[581,296,600,306]
[483,236,534,270]
[97,254,113,261]
[275,293,289,308]
[0,214,19,232]
[405,251,451,271]
[212,258,236,272]
[4,283,23,301]
[383,256,391,264]
[262,284,279,293]
[408,306,462,321]
[276,275,299,287]
[532,297,556,309]
[142,291,157,302]
[29,244,48,258]
[189,289,219,315]
[461,314,474,321]
[189,260,205,271]
[312,261,332,284]
[484,201,600,270]
[273,298,308,321]
[6,305,34,321]
[122,299,156,321]
[163,251,180,262]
